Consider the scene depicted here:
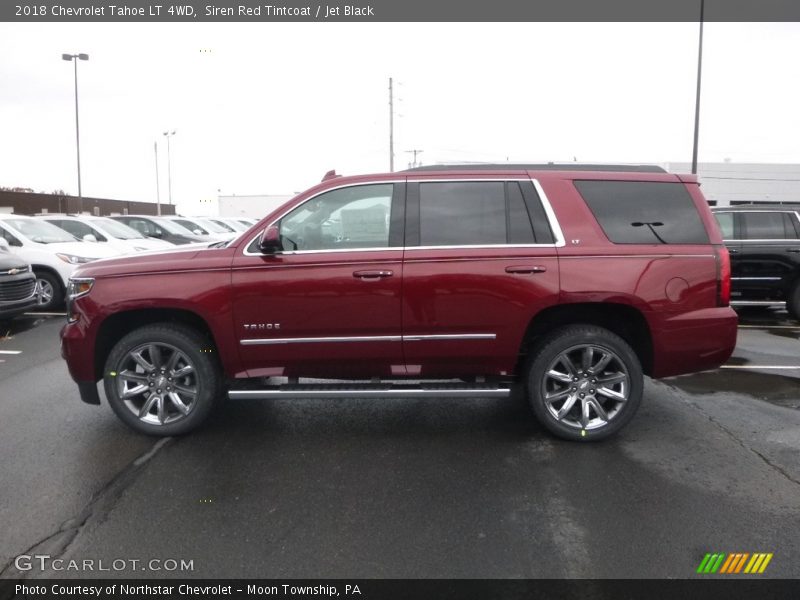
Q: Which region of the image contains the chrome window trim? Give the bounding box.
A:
[240,333,496,346]
[242,177,565,256]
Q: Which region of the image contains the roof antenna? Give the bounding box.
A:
[321,170,340,182]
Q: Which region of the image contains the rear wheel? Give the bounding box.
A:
[787,284,800,321]
[526,325,643,442]
[103,324,222,436]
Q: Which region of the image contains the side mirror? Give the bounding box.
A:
[0,238,9,252]
[193,229,204,236]
[150,229,162,238]
[82,233,98,243]
[258,225,282,254]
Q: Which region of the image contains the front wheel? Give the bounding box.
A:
[103,323,222,436]
[34,271,63,311]
[526,325,643,442]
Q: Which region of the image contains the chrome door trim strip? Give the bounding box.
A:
[240,333,496,346]
[731,277,782,281]
[402,333,496,342]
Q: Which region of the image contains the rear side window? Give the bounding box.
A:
[416,181,551,246]
[575,180,709,244]
[740,212,799,240]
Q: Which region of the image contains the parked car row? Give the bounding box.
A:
[0,213,256,314]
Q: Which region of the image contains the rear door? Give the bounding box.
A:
[401,178,561,378]
[735,210,800,300]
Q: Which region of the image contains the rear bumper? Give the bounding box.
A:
[650,306,738,378]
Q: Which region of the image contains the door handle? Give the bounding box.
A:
[353,270,394,279]
[728,248,739,254]
[505,265,547,274]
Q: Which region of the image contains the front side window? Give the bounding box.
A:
[278,184,393,251]
[740,212,799,240]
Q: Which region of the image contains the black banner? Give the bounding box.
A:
[3,0,800,23]
[3,580,800,600]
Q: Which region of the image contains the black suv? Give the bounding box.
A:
[712,205,800,319]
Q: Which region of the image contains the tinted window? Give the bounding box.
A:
[740,212,799,240]
[279,184,393,251]
[420,182,506,246]
[713,212,734,239]
[575,180,709,244]
[55,219,106,241]
[507,182,535,244]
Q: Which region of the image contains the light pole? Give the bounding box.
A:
[62,52,89,212]
[691,0,705,175]
[154,141,161,216]
[163,130,176,206]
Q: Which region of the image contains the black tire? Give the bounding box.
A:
[526,325,643,442]
[787,284,800,322]
[34,270,63,311]
[103,323,222,436]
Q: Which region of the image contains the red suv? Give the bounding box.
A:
[60,165,737,441]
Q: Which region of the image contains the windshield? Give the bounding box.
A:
[4,219,78,244]
[94,218,146,240]
[153,218,198,235]
[193,218,231,234]
[213,219,246,232]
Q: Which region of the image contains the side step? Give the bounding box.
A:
[229,381,512,400]
[731,300,786,307]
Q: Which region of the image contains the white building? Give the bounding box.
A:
[663,162,800,207]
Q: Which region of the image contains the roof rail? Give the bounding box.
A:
[404,163,666,173]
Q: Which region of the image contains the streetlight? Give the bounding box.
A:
[691,0,705,175]
[163,130,176,205]
[62,52,89,211]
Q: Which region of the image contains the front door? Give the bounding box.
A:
[231,182,406,379]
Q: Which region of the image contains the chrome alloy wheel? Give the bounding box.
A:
[541,344,629,431]
[37,278,54,306]
[116,342,198,426]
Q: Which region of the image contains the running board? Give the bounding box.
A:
[229,382,512,400]
[731,300,786,307]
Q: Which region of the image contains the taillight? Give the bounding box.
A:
[715,245,731,307]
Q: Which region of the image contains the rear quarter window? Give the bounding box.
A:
[574,180,709,244]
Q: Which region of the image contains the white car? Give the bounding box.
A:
[0,214,121,310]
[37,215,174,254]
[163,216,238,242]
[208,217,250,233]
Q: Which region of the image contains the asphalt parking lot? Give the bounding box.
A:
[0,309,798,579]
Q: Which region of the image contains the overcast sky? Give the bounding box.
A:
[1,22,799,215]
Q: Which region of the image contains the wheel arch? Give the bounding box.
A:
[94,308,223,382]
[517,302,654,377]
[31,265,66,291]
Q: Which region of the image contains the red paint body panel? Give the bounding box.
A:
[61,167,737,393]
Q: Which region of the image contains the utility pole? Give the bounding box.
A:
[691,0,705,175]
[405,149,424,169]
[389,77,394,172]
[163,130,176,205]
[62,52,89,212]
[154,140,161,216]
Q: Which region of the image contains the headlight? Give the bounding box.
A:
[68,277,94,298]
[66,277,94,323]
[56,253,94,265]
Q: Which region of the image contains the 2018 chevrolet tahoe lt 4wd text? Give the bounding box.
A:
[60,165,737,441]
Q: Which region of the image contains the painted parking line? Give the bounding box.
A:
[0,350,22,355]
[720,365,800,370]
[23,312,67,317]
[738,325,800,330]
